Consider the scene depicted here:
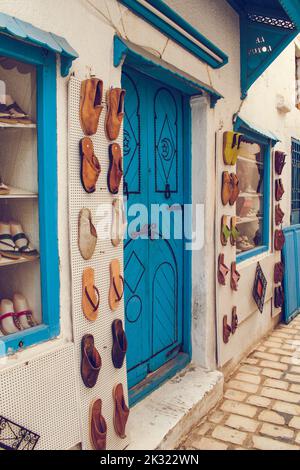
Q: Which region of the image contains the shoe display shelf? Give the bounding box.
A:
[0,59,42,331]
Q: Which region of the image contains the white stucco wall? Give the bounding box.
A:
[0,0,299,448]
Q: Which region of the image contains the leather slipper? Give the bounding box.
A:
[109,259,124,311]
[80,137,101,193]
[230,216,240,246]
[108,143,123,194]
[89,399,107,450]
[112,319,127,369]
[229,173,240,205]
[221,215,231,246]
[78,208,97,260]
[113,383,129,439]
[82,268,100,322]
[223,315,231,344]
[221,171,232,206]
[80,78,103,136]
[112,198,126,247]
[105,88,126,141]
[231,262,241,291]
[218,254,229,286]
[81,334,102,388]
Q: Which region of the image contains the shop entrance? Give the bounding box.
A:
[122,67,188,396]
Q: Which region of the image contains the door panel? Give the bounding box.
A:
[122,68,185,388]
[283,225,300,323]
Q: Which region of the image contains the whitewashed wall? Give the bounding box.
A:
[0,0,299,448]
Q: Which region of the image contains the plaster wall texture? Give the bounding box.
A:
[0,0,299,448]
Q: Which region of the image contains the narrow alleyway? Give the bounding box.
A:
[179,316,300,450]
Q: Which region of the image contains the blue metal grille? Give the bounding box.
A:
[291,138,300,225]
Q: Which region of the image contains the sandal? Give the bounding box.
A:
[274,286,284,308]
[4,95,33,124]
[13,293,37,329]
[221,215,231,246]
[218,254,229,286]
[0,223,20,259]
[81,334,102,389]
[0,299,20,335]
[0,175,9,195]
[230,217,240,246]
[231,262,241,291]
[109,259,124,311]
[111,319,127,369]
[10,222,39,260]
[274,229,285,251]
[274,262,284,284]
[108,143,123,194]
[79,137,101,193]
[275,204,285,226]
[112,198,126,247]
[275,151,286,175]
[275,179,285,201]
[82,268,100,322]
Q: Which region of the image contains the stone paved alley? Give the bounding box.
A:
[179,316,300,450]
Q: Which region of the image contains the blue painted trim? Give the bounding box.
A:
[235,119,272,264]
[234,116,279,146]
[0,12,78,76]
[279,0,300,28]
[118,0,228,69]
[129,353,190,406]
[114,36,223,108]
[282,224,300,323]
[0,40,60,357]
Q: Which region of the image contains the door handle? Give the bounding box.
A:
[164,183,171,199]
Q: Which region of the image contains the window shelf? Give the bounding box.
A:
[0,186,38,199]
[0,256,39,268]
[239,192,263,198]
[0,122,36,129]
[236,216,262,225]
[238,156,263,166]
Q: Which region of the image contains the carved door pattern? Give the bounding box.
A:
[122,68,184,389]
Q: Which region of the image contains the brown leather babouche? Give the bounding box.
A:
[113,383,130,439]
[80,78,103,136]
[105,88,126,141]
[81,334,102,388]
[90,399,107,450]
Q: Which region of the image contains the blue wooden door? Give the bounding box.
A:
[282,225,300,323]
[122,68,184,388]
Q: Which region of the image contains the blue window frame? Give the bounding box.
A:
[234,120,272,263]
[291,138,300,225]
[0,35,59,357]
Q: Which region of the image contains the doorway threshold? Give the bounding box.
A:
[127,363,223,450]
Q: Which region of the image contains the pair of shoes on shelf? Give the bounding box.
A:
[0,174,9,195]
[0,293,38,336]
[0,222,39,261]
[237,236,255,252]
[0,94,33,125]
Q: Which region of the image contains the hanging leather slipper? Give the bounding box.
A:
[275,151,286,175]
[275,179,285,201]
[82,268,100,322]
[218,254,229,286]
[230,217,240,246]
[113,383,129,439]
[274,262,284,284]
[105,88,126,141]
[89,399,107,451]
[80,78,103,136]
[80,137,101,193]
[275,204,285,226]
[229,173,240,205]
[221,171,232,206]
[223,315,231,344]
[78,208,97,260]
[108,143,123,194]
[112,319,128,369]
[221,215,231,246]
[231,262,241,291]
[111,198,126,247]
[274,286,284,308]
[223,131,242,165]
[231,307,238,334]
[109,259,124,311]
[274,229,285,251]
[81,334,102,388]
[0,299,21,335]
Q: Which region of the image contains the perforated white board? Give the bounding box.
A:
[68,76,129,451]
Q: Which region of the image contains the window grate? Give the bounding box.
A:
[248,14,295,30]
[292,138,300,225]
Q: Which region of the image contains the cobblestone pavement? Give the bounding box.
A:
[179,316,300,450]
